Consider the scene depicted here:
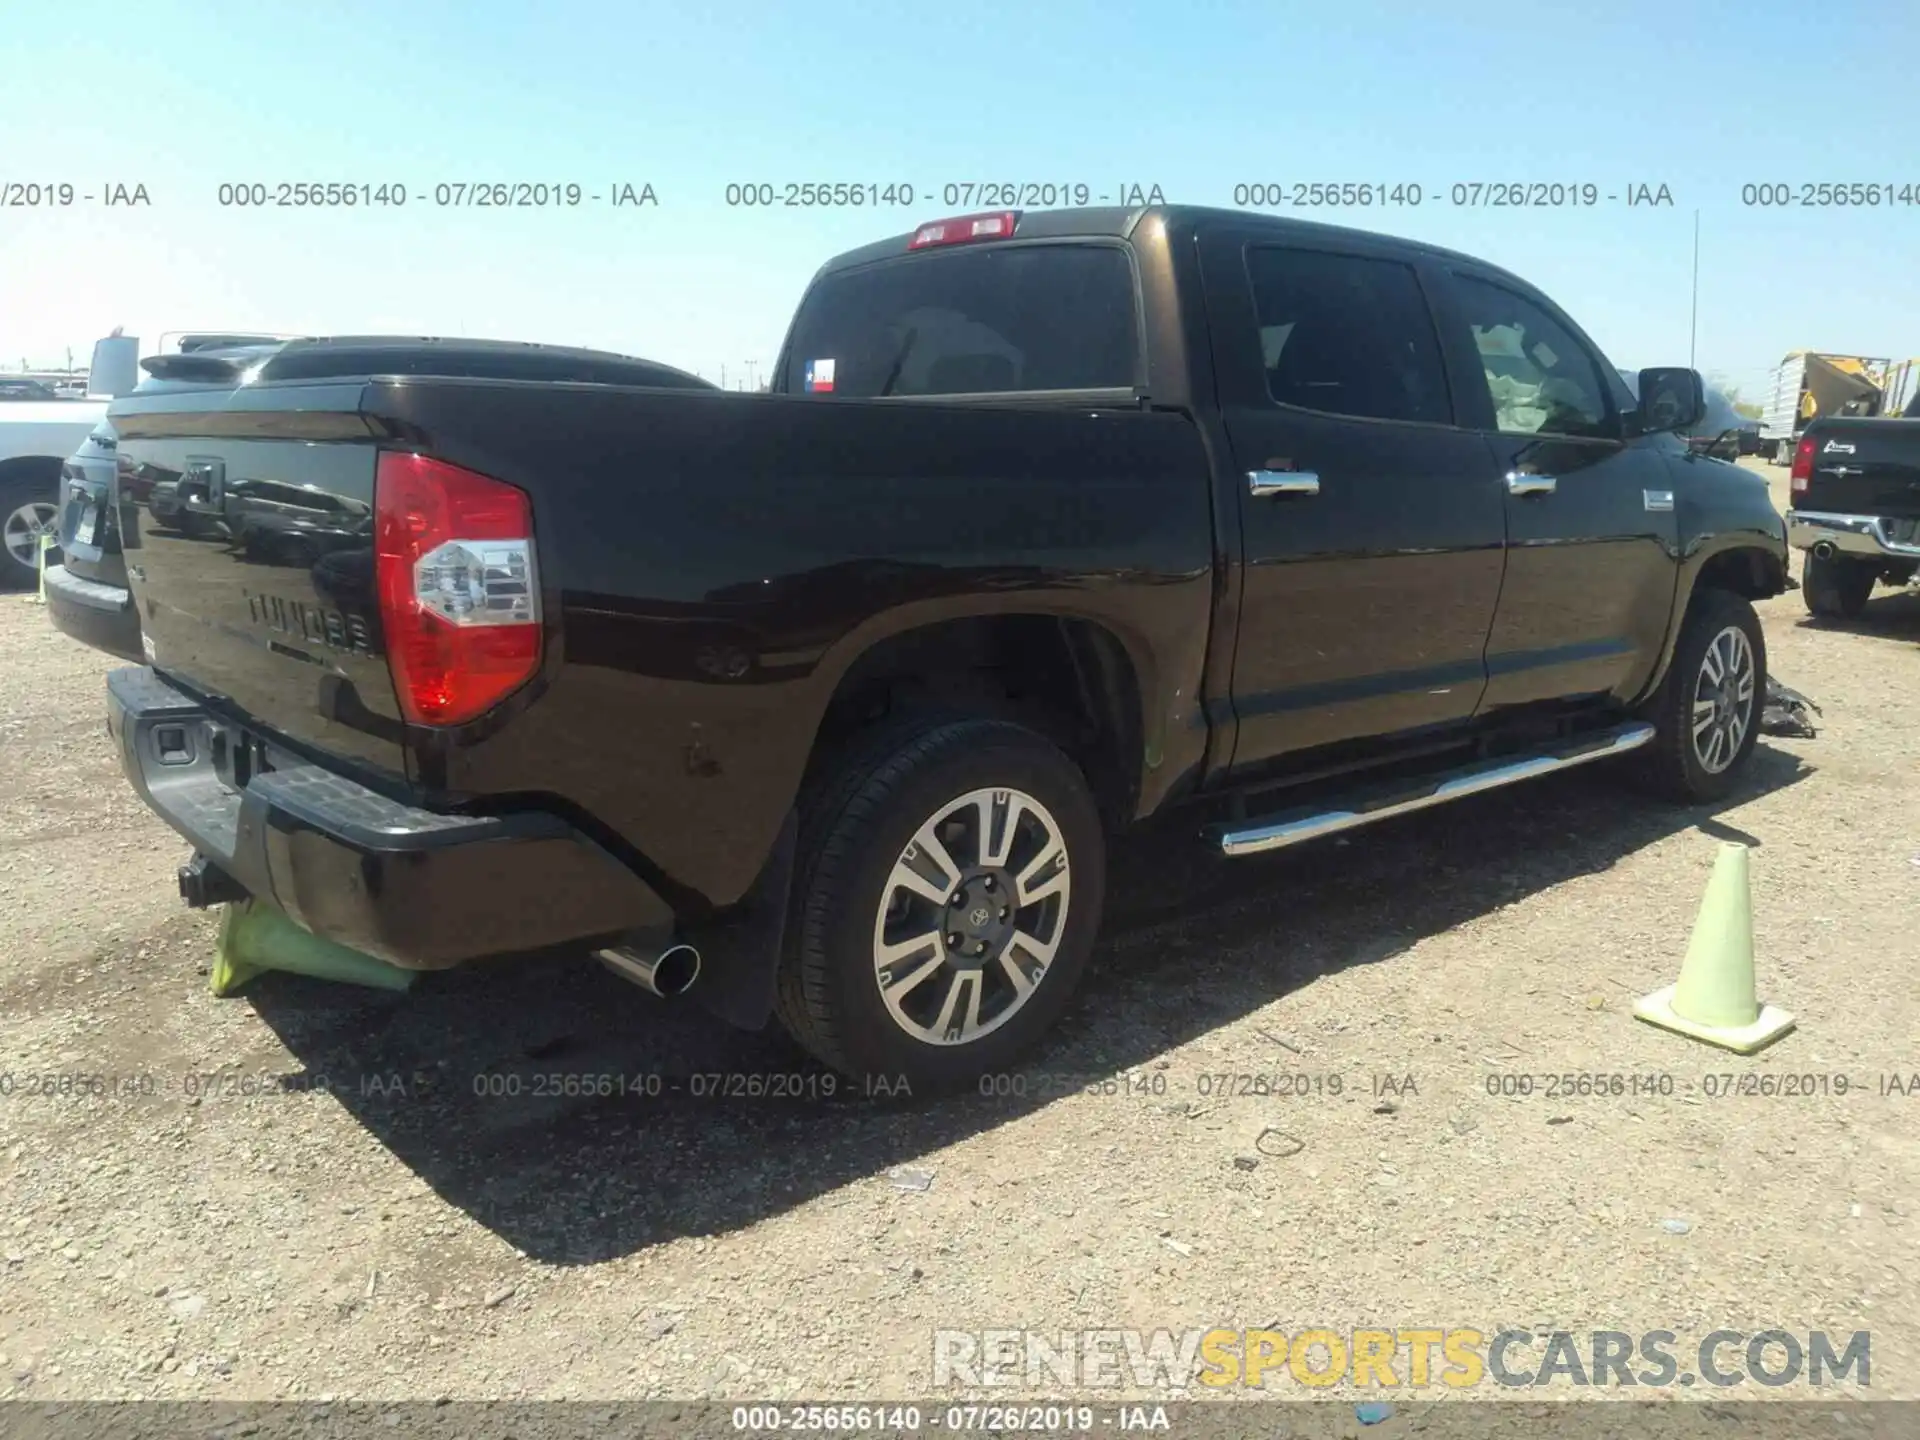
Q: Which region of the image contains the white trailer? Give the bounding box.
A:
[1760,351,1917,462]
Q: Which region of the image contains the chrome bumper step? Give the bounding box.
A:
[1215,720,1655,858]
[1787,509,1920,561]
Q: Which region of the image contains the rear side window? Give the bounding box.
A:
[781,244,1139,398]
[1245,247,1453,425]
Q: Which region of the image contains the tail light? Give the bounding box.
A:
[1789,435,1815,496]
[907,211,1020,249]
[373,451,541,726]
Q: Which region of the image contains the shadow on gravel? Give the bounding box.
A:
[246,744,1813,1264]
[1791,586,1920,639]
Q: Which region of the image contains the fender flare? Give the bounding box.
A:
[1637,530,1788,703]
[799,590,1183,814]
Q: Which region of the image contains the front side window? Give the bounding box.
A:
[1244,246,1452,425]
[781,243,1139,398]
[1453,275,1613,439]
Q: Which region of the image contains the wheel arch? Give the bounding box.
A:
[0,452,67,488]
[802,601,1160,832]
[1636,537,1784,704]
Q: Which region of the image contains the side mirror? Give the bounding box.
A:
[1635,367,1706,434]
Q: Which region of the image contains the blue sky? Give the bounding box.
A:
[5,0,1917,403]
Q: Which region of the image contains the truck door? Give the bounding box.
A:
[1195,229,1508,768]
[1431,267,1680,713]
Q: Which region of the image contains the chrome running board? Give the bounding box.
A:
[1216,720,1655,858]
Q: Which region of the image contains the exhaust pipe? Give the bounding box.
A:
[1811,540,1837,560]
[595,938,702,998]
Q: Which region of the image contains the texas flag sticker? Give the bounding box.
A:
[805,358,836,393]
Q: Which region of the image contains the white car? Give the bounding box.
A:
[0,334,139,588]
[1,333,286,587]
[0,395,113,587]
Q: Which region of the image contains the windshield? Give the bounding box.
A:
[781,243,1139,398]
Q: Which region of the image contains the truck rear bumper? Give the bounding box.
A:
[1787,509,1920,561]
[106,665,675,969]
[46,565,144,663]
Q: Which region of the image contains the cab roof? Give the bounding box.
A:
[813,204,1502,279]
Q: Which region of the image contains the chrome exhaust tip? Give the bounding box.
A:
[595,939,702,998]
[1811,540,1837,561]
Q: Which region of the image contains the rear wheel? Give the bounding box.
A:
[0,466,62,590]
[1802,549,1876,620]
[1636,588,1766,803]
[775,715,1106,1092]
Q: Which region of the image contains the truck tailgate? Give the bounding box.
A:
[112,385,409,780]
[1802,419,1920,521]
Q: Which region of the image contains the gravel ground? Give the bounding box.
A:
[1,458,1915,1415]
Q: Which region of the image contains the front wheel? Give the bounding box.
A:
[1635,589,1767,803]
[775,716,1107,1092]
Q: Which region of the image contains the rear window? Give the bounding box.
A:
[781,243,1139,398]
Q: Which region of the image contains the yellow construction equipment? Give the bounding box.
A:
[1761,351,1920,461]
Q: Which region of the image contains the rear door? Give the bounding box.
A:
[1433,267,1679,712]
[1195,227,1508,767]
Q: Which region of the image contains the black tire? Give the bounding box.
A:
[1801,549,1876,620]
[0,464,63,591]
[775,715,1107,1093]
[1635,588,1767,803]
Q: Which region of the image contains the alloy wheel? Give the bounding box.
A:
[870,786,1071,1046]
[1691,624,1756,774]
[4,501,59,573]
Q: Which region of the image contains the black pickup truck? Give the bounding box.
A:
[100,205,1789,1089]
[1786,416,1920,617]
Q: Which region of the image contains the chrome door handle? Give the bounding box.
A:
[1249,470,1320,497]
[1506,471,1556,496]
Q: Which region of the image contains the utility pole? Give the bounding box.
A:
[744,359,760,390]
[721,364,728,389]
[1689,209,1700,370]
